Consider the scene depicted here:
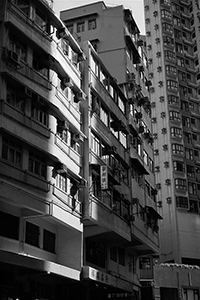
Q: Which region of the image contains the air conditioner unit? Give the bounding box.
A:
[55,163,67,174]
[62,77,73,88]
[24,87,32,97]
[72,133,81,142]
[59,120,69,129]
[8,50,19,64]
[75,91,87,102]
[77,178,87,188]
[38,97,44,105]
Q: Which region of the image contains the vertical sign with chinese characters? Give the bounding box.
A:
[100,165,108,190]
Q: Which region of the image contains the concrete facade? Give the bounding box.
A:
[143,0,200,264]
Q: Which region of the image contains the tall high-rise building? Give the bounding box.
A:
[143,0,200,264]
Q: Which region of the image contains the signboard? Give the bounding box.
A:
[100,165,108,190]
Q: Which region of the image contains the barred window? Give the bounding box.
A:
[170,127,182,138]
[166,65,177,76]
[167,80,178,91]
[28,151,47,179]
[2,137,22,168]
[176,196,189,209]
[169,110,181,121]
[168,95,179,106]
[172,143,183,155]
[173,161,185,172]
[165,50,176,60]
[25,221,40,247]
[175,178,187,190]
[43,229,56,253]
[162,23,173,33]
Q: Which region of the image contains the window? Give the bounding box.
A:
[2,137,22,167]
[177,57,184,67]
[181,101,189,112]
[168,95,179,106]
[90,53,99,76]
[118,248,125,266]
[43,229,56,253]
[31,99,48,127]
[100,106,109,127]
[28,151,47,179]
[119,132,127,148]
[172,143,183,155]
[173,161,185,172]
[182,116,190,127]
[187,165,195,177]
[165,50,175,61]
[56,173,67,192]
[33,54,49,79]
[91,132,101,156]
[166,65,177,76]
[162,23,173,33]
[118,96,125,113]
[128,255,135,273]
[170,127,182,138]
[77,21,85,33]
[9,34,27,62]
[184,132,192,143]
[35,7,50,33]
[163,36,174,46]
[6,84,24,111]
[188,182,197,195]
[175,178,187,190]
[176,196,189,209]
[0,211,19,240]
[169,111,180,121]
[161,9,172,19]
[174,29,182,40]
[139,257,151,269]
[12,0,30,16]
[86,239,105,268]
[88,19,97,30]
[185,148,194,160]
[110,246,117,262]
[167,80,178,91]
[189,200,198,213]
[178,71,186,82]
[25,221,40,247]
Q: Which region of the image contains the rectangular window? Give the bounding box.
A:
[91,132,101,156]
[12,0,30,16]
[170,127,182,138]
[163,36,174,46]
[25,221,40,247]
[172,143,183,155]
[187,165,195,177]
[77,21,85,33]
[188,182,197,195]
[168,95,179,106]
[110,246,117,262]
[162,23,173,33]
[0,211,19,240]
[166,65,177,76]
[173,161,185,172]
[33,54,49,79]
[43,229,56,253]
[88,19,97,30]
[100,106,109,127]
[31,104,48,127]
[167,80,178,91]
[169,111,180,121]
[86,239,105,268]
[56,173,67,192]
[28,151,47,179]
[35,7,50,33]
[2,137,22,167]
[175,178,187,190]
[128,254,135,273]
[176,196,189,209]
[165,50,176,61]
[6,84,24,111]
[139,257,151,269]
[185,148,194,160]
[118,248,125,266]
[9,34,27,62]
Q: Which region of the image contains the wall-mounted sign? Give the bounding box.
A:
[100,165,108,190]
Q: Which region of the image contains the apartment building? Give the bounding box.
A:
[60,2,162,299]
[0,0,86,299]
[142,0,200,264]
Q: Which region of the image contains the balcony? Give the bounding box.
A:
[83,193,131,242]
[0,103,81,175]
[130,147,149,175]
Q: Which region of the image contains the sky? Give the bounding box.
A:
[53,0,145,34]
